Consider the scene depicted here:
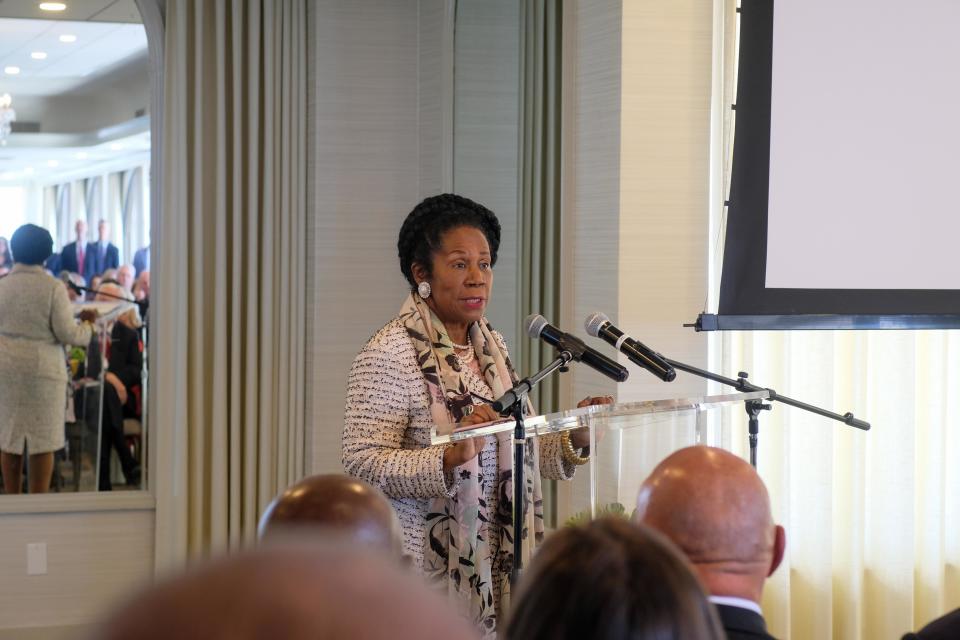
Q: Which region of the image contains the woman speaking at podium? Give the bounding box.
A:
[342,194,607,635]
[0,224,96,494]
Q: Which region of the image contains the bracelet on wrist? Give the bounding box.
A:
[561,430,590,466]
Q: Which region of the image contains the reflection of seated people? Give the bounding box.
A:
[97,542,480,640]
[0,235,14,277]
[259,474,403,557]
[59,271,86,302]
[117,264,135,293]
[85,283,142,490]
[133,270,149,304]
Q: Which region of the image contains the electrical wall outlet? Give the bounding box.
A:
[27,543,47,576]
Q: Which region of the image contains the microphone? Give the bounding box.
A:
[584,312,676,382]
[525,314,629,383]
[67,280,84,295]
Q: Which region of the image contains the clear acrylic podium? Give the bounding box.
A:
[431,390,769,523]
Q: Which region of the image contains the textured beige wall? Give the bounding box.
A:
[0,500,153,632]
[308,0,426,475]
[452,0,522,356]
[618,0,712,403]
[558,0,713,520]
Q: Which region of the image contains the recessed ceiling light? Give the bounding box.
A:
[31,51,48,60]
[75,152,88,159]
[46,160,59,167]
[58,34,77,43]
[4,66,20,75]
[39,2,67,11]
[109,143,123,151]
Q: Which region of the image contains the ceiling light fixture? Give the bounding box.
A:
[4,66,20,75]
[39,2,67,11]
[46,160,59,167]
[31,52,48,60]
[58,34,77,43]
[75,152,88,159]
[109,143,123,151]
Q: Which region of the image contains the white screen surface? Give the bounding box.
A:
[764,0,960,290]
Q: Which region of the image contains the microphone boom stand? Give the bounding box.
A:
[70,282,147,316]
[491,350,573,586]
[661,357,870,467]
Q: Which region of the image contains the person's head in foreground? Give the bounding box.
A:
[95,541,480,640]
[503,517,724,640]
[634,445,786,607]
[258,473,403,557]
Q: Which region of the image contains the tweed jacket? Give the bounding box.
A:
[0,265,92,453]
[343,316,575,570]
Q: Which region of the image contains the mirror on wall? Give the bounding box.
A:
[0,0,150,495]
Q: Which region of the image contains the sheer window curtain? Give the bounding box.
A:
[712,3,960,638]
[155,0,307,560]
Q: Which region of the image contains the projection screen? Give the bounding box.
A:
[704,0,960,330]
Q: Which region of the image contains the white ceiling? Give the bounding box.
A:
[0,18,147,96]
[0,2,149,184]
[0,0,142,23]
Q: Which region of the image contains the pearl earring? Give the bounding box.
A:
[417,281,431,299]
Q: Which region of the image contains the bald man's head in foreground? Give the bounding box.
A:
[634,446,786,604]
[258,474,403,557]
[96,542,479,640]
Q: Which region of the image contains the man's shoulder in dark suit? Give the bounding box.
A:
[903,608,960,640]
[714,603,777,640]
[105,243,119,270]
[60,241,79,272]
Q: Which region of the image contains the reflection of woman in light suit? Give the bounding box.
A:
[0,225,95,494]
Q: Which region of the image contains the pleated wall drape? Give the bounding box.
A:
[717,331,960,640]
[519,0,562,414]
[155,0,307,558]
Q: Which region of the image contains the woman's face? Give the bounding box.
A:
[414,225,493,330]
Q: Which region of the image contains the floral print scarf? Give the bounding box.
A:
[399,293,544,635]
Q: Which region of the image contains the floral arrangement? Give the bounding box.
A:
[564,502,633,527]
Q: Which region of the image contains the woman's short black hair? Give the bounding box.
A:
[503,517,725,640]
[397,193,501,289]
[10,224,54,266]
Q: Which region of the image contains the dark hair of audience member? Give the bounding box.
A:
[10,224,54,266]
[503,517,725,640]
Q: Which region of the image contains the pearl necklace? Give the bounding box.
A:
[452,336,475,364]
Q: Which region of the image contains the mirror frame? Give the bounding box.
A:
[0,0,164,515]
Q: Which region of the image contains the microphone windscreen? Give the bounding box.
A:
[584,312,610,337]
[525,314,548,338]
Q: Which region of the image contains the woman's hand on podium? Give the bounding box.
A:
[443,404,500,471]
[570,395,614,449]
[78,308,98,324]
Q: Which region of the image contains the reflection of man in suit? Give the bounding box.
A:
[133,245,150,277]
[635,447,785,640]
[59,219,95,281]
[90,219,120,276]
